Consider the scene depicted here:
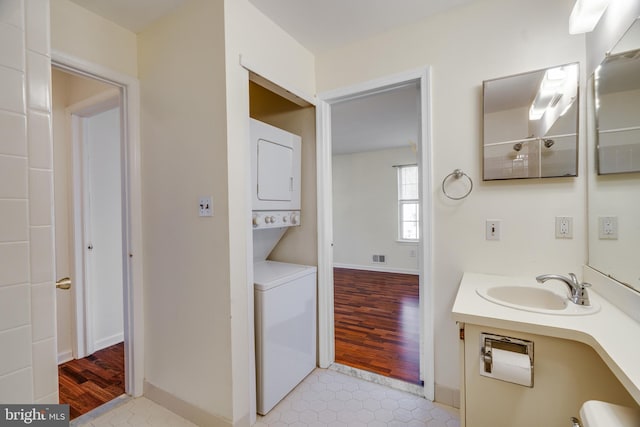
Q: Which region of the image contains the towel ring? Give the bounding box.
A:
[442,169,473,200]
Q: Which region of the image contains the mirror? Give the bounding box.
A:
[594,41,640,174]
[483,63,579,180]
[588,18,640,292]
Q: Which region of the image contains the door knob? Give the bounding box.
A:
[56,277,71,290]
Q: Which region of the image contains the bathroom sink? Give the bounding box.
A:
[476,285,600,315]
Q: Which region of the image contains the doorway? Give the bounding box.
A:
[51,66,126,419]
[331,82,422,385]
[316,68,434,399]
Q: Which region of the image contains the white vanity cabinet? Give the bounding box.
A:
[458,323,635,427]
[453,273,640,427]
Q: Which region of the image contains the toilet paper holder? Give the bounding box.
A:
[480,333,534,387]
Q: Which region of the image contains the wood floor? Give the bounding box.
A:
[334,267,421,385]
[58,342,125,419]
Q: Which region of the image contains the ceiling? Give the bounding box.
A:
[69,0,474,156]
[483,70,545,114]
[70,0,474,52]
[331,84,420,155]
[70,0,188,33]
[248,0,474,54]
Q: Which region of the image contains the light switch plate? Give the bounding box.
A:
[555,216,573,239]
[486,220,501,241]
[199,196,213,217]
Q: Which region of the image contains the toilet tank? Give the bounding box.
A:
[580,401,640,427]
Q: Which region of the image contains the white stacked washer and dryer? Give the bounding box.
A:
[250,118,317,415]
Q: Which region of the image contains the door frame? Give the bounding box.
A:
[316,67,435,400]
[52,50,144,397]
[66,91,121,359]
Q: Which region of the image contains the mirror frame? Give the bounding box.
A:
[587,17,640,292]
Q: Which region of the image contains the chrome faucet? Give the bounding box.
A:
[536,273,591,306]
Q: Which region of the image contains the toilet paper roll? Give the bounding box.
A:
[489,348,532,387]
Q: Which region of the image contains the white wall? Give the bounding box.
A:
[224,1,316,424]
[137,0,233,423]
[50,0,137,77]
[0,0,58,404]
[50,1,316,423]
[597,89,640,173]
[484,106,529,144]
[332,147,419,273]
[316,0,587,394]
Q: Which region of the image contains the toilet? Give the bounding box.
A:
[579,400,640,427]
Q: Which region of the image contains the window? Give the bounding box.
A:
[397,165,419,241]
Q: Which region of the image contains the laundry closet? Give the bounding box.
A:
[248,81,318,415]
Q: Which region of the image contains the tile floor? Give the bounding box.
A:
[73,368,460,427]
[256,369,459,427]
[72,395,197,427]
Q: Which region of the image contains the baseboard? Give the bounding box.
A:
[70,395,129,426]
[144,380,234,427]
[57,350,73,365]
[94,333,124,352]
[435,383,461,409]
[333,263,419,275]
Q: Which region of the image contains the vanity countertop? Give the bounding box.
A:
[452,272,640,405]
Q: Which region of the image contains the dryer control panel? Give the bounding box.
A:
[252,210,301,229]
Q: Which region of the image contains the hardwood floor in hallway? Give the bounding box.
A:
[333,267,421,384]
[58,342,125,419]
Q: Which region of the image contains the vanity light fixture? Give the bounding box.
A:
[569,0,610,34]
[529,66,566,120]
[529,65,578,121]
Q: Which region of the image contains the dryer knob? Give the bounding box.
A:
[253,215,264,226]
[290,213,300,225]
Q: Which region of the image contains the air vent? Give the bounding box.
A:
[372,254,386,264]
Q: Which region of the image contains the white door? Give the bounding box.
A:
[83,107,124,353]
[54,87,124,361]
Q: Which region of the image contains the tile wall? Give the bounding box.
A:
[0,0,57,404]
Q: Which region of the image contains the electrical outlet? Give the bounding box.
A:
[555,216,573,239]
[599,216,618,240]
[199,196,213,217]
[486,220,501,241]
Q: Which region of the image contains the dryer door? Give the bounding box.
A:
[250,118,301,211]
[257,139,293,202]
